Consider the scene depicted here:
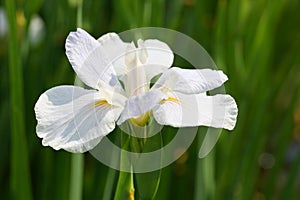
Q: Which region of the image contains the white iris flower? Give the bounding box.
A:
[34,28,238,153]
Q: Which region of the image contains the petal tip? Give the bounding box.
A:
[223,95,238,131]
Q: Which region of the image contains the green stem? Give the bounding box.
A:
[69,1,84,200]
[114,120,162,200]
[114,131,135,200]
[114,170,134,200]
[69,153,84,200]
[6,0,32,199]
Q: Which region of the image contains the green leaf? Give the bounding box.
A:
[25,0,43,19]
[103,167,118,200]
[5,0,32,199]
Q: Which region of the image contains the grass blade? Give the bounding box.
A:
[5,0,32,199]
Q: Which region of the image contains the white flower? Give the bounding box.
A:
[34,28,238,153]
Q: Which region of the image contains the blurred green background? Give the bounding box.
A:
[1,0,300,199]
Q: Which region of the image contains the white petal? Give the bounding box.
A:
[153,92,238,130]
[97,79,127,106]
[97,32,129,76]
[65,28,124,92]
[34,85,123,153]
[117,89,167,125]
[134,39,174,82]
[63,136,103,153]
[120,40,174,95]
[138,39,174,69]
[153,67,228,94]
[97,32,128,60]
[65,28,100,88]
[124,42,138,69]
[123,65,149,96]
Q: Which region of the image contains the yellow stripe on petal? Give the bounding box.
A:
[161,96,180,104]
[94,100,109,107]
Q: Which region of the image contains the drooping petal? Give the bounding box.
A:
[152,67,228,94]
[117,89,167,125]
[34,85,123,153]
[65,28,124,92]
[63,136,102,153]
[152,92,238,130]
[97,79,127,107]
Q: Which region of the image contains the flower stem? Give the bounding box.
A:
[114,130,135,200]
[114,170,135,200]
[129,173,135,200]
[69,82,84,200]
[115,121,162,200]
[69,153,84,200]
[69,1,84,200]
[129,120,162,200]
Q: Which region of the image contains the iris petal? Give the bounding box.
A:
[152,92,238,130]
[34,86,123,153]
[65,28,125,92]
[153,67,228,94]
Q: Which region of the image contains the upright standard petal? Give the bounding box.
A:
[137,39,174,81]
[119,39,175,96]
[97,32,129,76]
[65,28,100,88]
[65,28,124,92]
[34,86,123,153]
[152,92,238,130]
[120,42,150,97]
[153,67,228,94]
[137,39,174,68]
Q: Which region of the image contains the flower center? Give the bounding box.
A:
[130,111,151,127]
